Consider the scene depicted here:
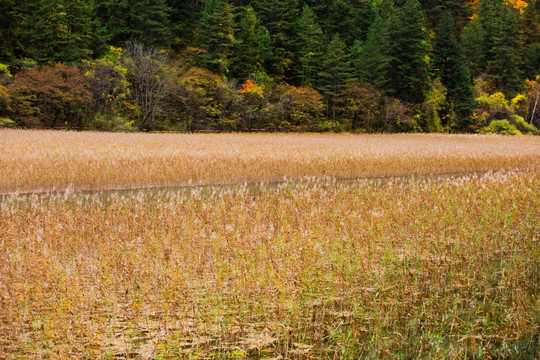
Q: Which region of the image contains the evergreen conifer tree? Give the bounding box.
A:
[196,0,236,75]
[167,0,202,47]
[327,0,375,45]
[317,34,353,120]
[232,5,272,80]
[19,0,61,62]
[420,0,472,31]
[521,0,540,79]
[133,0,172,48]
[461,17,485,78]
[98,0,172,49]
[351,16,390,89]
[87,7,111,60]
[486,0,523,98]
[433,11,473,129]
[386,0,431,104]
[252,0,299,79]
[372,0,396,19]
[0,0,21,63]
[58,0,95,62]
[19,0,96,63]
[294,5,324,86]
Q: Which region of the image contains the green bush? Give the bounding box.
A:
[473,92,512,127]
[482,119,522,135]
[0,63,12,85]
[384,97,417,132]
[0,117,16,128]
[88,114,135,132]
[509,115,539,135]
[473,91,540,135]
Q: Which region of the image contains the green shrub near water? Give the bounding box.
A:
[0,117,15,128]
[483,120,522,135]
[510,114,539,135]
[88,114,135,132]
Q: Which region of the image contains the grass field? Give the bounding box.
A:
[1,130,540,193]
[0,130,539,359]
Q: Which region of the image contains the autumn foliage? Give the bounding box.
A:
[9,64,92,128]
[268,84,325,131]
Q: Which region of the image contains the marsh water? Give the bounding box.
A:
[0,169,514,206]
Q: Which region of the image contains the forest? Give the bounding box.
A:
[0,0,539,134]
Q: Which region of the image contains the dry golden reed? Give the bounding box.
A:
[1,171,539,359]
[1,130,539,358]
[1,129,539,193]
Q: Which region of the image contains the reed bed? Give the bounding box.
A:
[1,130,540,193]
[1,171,538,359]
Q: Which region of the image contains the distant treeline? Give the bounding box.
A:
[0,0,539,134]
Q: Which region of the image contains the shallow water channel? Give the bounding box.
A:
[0,169,513,205]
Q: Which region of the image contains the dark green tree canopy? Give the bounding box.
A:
[351,16,390,90]
[317,33,353,120]
[231,5,273,80]
[1,0,539,134]
[386,0,431,104]
[195,0,236,75]
[294,5,324,86]
[433,10,473,129]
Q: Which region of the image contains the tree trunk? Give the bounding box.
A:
[530,83,539,126]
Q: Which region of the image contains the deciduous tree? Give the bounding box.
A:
[342,81,383,131]
[9,63,93,128]
[83,47,129,120]
[122,43,173,131]
[268,83,324,131]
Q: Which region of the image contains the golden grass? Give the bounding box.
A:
[1,130,539,358]
[1,130,539,193]
[1,171,539,359]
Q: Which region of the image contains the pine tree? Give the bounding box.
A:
[195,0,236,75]
[522,0,540,79]
[327,0,376,45]
[433,11,473,129]
[351,16,390,89]
[420,0,472,31]
[231,5,272,80]
[294,5,324,86]
[19,0,96,64]
[486,0,523,98]
[98,0,172,49]
[252,0,299,79]
[317,34,353,120]
[461,17,485,78]
[386,0,431,104]
[0,0,21,63]
[167,0,202,47]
